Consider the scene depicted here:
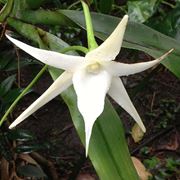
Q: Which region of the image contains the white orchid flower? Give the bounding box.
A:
[6,15,173,156]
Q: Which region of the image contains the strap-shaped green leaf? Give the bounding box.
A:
[0,0,13,22]
[60,10,180,78]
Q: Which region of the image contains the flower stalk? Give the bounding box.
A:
[81,0,98,50]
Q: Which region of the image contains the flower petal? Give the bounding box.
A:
[9,72,72,129]
[108,77,146,132]
[6,34,84,71]
[106,49,173,76]
[72,69,111,155]
[85,15,128,62]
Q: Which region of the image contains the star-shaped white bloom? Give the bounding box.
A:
[6,15,173,156]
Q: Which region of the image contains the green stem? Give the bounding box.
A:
[0,65,48,126]
[67,0,81,10]
[161,0,175,8]
[61,45,88,54]
[0,45,86,126]
[81,0,98,50]
[0,0,14,22]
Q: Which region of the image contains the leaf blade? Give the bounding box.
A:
[60,10,180,78]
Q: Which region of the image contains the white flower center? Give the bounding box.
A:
[86,62,101,74]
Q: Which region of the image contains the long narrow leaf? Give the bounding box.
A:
[60,10,180,78]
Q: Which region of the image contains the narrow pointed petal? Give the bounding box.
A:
[9,72,72,129]
[73,69,112,154]
[108,77,146,132]
[106,49,173,76]
[85,117,95,156]
[85,15,128,61]
[6,35,84,71]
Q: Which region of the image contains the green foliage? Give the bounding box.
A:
[0,128,49,178]
[144,157,180,179]
[0,0,7,4]
[0,0,13,22]
[0,75,16,96]
[26,0,46,9]
[0,50,35,71]
[144,157,160,169]
[0,132,13,161]
[166,158,180,172]
[7,129,35,141]
[0,129,36,161]
[148,3,180,41]
[0,75,21,112]
[146,99,179,129]
[127,0,158,23]
[94,0,114,13]
[60,10,180,78]
[16,143,50,154]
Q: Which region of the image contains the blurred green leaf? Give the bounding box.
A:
[0,0,7,4]
[148,4,180,41]
[16,143,50,154]
[166,158,180,171]
[17,164,47,178]
[95,0,114,13]
[15,9,76,26]
[60,10,180,78]
[0,50,36,71]
[11,0,28,15]
[7,17,45,47]
[3,88,21,103]
[5,58,36,71]
[0,134,13,161]
[127,0,158,23]
[25,0,45,9]
[0,51,12,69]
[0,0,13,22]
[7,129,35,141]
[144,157,160,169]
[0,75,16,96]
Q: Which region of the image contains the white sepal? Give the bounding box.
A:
[85,15,128,62]
[107,49,174,76]
[9,72,72,129]
[6,34,84,72]
[108,77,146,132]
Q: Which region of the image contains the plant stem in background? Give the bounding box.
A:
[81,0,98,50]
[0,65,48,126]
[61,45,88,54]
